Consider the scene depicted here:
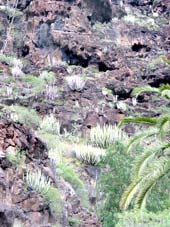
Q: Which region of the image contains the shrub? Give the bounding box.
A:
[21,75,46,95]
[68,217,81,226]
[43,85,58,101]
[26,169,51,195]
[97,143,134,227]
[89,124,128,149]
[6,148,25,170]
[26,169,61,216]
[39,71,56,85]
[115,209,170,227]
[66,76,86,91]
[74,144,105,165]
[5,105,41,128]
[57,164,88,207]
[39,114,61,135]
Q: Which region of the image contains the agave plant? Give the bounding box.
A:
[26,169,51,195]
[74,144,105,165]
[66,76,86,91]
[25,169,61,216]
[89,124,129,149]
[39,114,61,135]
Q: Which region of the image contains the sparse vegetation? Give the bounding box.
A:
[89,124,128,149]
[0,1,169,226]
[6,148,25,170]
[66,76,86,91]
[4,105,41,128]
[57,163,89,207]
[26,169,62,216]
[74,144,105,165]
[39,114,61,135]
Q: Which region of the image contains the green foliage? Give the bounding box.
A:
[5,105,41,128]
[39,114,61,135]
[57,164,88,207]
[74,144,105,165]
[26,169,61,216]
[21,75,46,95]
[120,155,170,210]
[6,148,25,170]
[68,217,81,226]
[89,124,128,149]
[132,84,170,99]
[43,186,62,215]
[39,71,56,85]
[147,174,170,212]
[57,164,84,189]
[115,209,170,227]
[97,142,133,227]
[119,84,170,210]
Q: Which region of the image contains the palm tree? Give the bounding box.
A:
[119,84,170,210]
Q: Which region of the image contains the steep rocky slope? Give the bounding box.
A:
[0,0,170,226]
[0,0,170,133]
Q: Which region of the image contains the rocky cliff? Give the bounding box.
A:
[0,0,170,226]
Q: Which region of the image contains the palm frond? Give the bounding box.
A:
[131,149,155,180]
[134,157,170,209]
[161,90,170,99]
[119,117,158,127]
[120,154,170,210]
[119,178,142,210]
[131,144,167,181]
[127,128,158,153]
[132,86,160,98]
[135,182,156,210]
[157,116,170,140]
[162,57,170,65]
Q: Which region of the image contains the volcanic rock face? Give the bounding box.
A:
[0,0,169,133]
[0,120,47,160]
[0,0,169,225]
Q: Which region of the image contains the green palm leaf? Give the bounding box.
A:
[127,128,159,153]
[157,116,170,140]
[119,117,158,127]
[134,157,170,209]
[132,86,160,98]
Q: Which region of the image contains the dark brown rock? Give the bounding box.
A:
[0,204,15,227]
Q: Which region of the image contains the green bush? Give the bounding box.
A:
[39,114,61,135]
[97,142,134,227]
[57,164,88,207]
[7,105,41,128]
[115,209,170,227]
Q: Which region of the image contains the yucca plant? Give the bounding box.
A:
[89,124,129,149]
[66,76,86,91]
[74,144,105,165]
[26,169,51,195]
[25,169,61,216]
[39,114,61,135]
[119,84,170,211]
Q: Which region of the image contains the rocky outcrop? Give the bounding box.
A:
[0,119,47,161]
